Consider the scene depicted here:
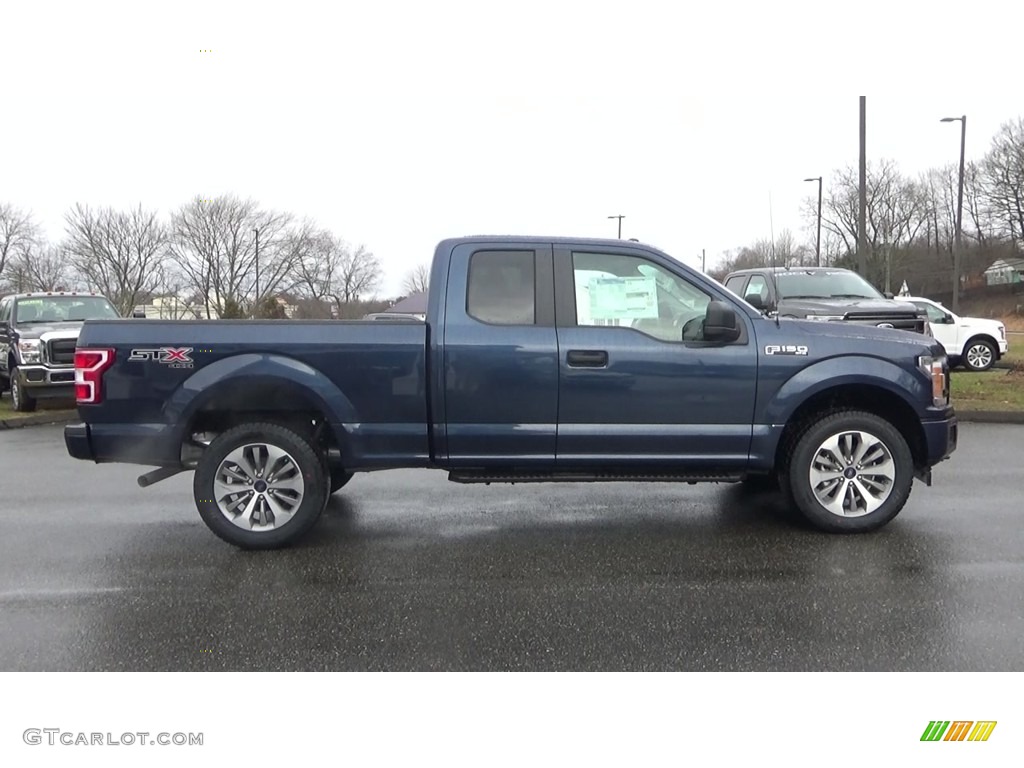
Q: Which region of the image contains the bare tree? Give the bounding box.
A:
[327,244,381,311]
[0,203,40,282]
[980,117,1024,249]
[290,225,342,302]
[402,263,430,295]
[168,195,293,319]
[62,203,168,314]
[10,244,71,292]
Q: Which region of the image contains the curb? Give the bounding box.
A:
[0,412,77,430]
[955,410,1024,424]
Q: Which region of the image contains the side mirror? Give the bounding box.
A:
[746,293,765,311]
[883,291,895,299]
[942,313,954,324]
[131,310,147,319]
[702,300,741,342]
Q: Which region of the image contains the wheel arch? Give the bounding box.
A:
[166,353,359,465]
[775,384,927,473]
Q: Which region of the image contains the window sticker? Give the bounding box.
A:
[587,276,659,321]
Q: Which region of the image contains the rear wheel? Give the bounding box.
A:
[962,338,996,372]
[193,422,327,549]
[10,368,37,412]
[785,410,913,533]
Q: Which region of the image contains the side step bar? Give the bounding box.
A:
[449,470,744,485]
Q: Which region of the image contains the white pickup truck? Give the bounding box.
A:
[906,296,1009,371]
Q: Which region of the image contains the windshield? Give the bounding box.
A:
[15,296,120,324]
[774,270,883,300]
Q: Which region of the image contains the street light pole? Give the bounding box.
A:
[607,215,624,239]
[254,227,260,318]
[941,115,966,313]
[804,176,823,266]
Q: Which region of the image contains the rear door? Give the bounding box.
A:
[554,245,757,468]
[442,242,558,465]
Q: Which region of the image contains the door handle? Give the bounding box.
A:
[566,349,608,367]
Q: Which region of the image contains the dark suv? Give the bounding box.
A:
[0,292,121,411]
[722,267,929,335]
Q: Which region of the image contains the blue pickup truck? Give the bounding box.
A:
[65,236,958,548]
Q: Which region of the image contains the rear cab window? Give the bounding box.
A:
[466,250,536,325]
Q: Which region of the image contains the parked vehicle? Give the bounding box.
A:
[64,237,958,548]
[362,312,424,322]
[0,292,121,412]
[904,296,1008,372]
[722,267,930,335]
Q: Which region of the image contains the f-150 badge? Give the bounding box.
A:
[765,344,809,356]
[129,347,194,368]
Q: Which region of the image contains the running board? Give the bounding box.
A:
[449,470,744,485]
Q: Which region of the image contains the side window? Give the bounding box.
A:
[572,252,711,342]
[915,302,946,323]
[744,275,769,303]
[0,298,9,323]
[466,250,535,325]
[724,276,747,296]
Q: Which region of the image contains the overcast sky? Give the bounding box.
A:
[3,0,1022,294]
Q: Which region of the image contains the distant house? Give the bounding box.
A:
[386,291,427,320]
[983,258,1024,286]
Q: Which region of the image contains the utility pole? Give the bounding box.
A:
[254,227,260,318]
[941,115,967,313]
[607,215,624,239]
[858,96,867,277]
[804,176,823,266]
[702,248,706,273]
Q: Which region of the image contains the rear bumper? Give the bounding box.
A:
[922,412,958,466]
[65,422,180,466]
[64,423,93,461]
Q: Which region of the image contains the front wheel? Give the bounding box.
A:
[10,368,37,412]
[785,411,913,533]
[962,339,996,372]
[193,422,327,549]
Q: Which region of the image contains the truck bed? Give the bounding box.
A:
[73,319,430,468]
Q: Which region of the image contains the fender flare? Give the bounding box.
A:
[163,353,359,453]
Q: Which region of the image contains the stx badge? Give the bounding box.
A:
[129,347,194,369]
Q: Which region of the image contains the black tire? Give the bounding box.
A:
[10,367,37,412]
[961,338,996,372]
[193,422,327,549]
[784,410,913,533]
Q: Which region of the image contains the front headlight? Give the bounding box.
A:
[18,339,42,364]
[918,354,949,407]
[805,314,845,322]
[998,325,1006,340]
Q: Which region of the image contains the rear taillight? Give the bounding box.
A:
[74,348,116,404]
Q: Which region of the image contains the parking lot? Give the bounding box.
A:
[1,422,1021,671]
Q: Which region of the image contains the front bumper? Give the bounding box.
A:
[998,338,1009,356]
[922,412,958,467]
[15,364,75,398]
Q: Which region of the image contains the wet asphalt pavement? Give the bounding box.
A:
[1,423,1022,671]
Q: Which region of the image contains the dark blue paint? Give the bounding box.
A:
[67,236,957,480]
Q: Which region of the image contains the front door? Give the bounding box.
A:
[554,246,757,468]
